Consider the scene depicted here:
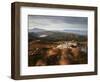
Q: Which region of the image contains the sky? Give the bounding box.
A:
[28,15,88,31]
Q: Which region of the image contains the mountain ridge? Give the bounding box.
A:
[28,28,87,35]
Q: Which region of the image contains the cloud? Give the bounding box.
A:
[28,15,88,31]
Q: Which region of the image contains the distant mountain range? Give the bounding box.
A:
[28,28,87,42]
[63,30,87,35]
[28,28,45,33]
[29,28,87,35]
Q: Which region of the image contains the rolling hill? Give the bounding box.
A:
[28,28,87,42]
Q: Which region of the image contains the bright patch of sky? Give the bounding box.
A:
[28,15,88,31]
